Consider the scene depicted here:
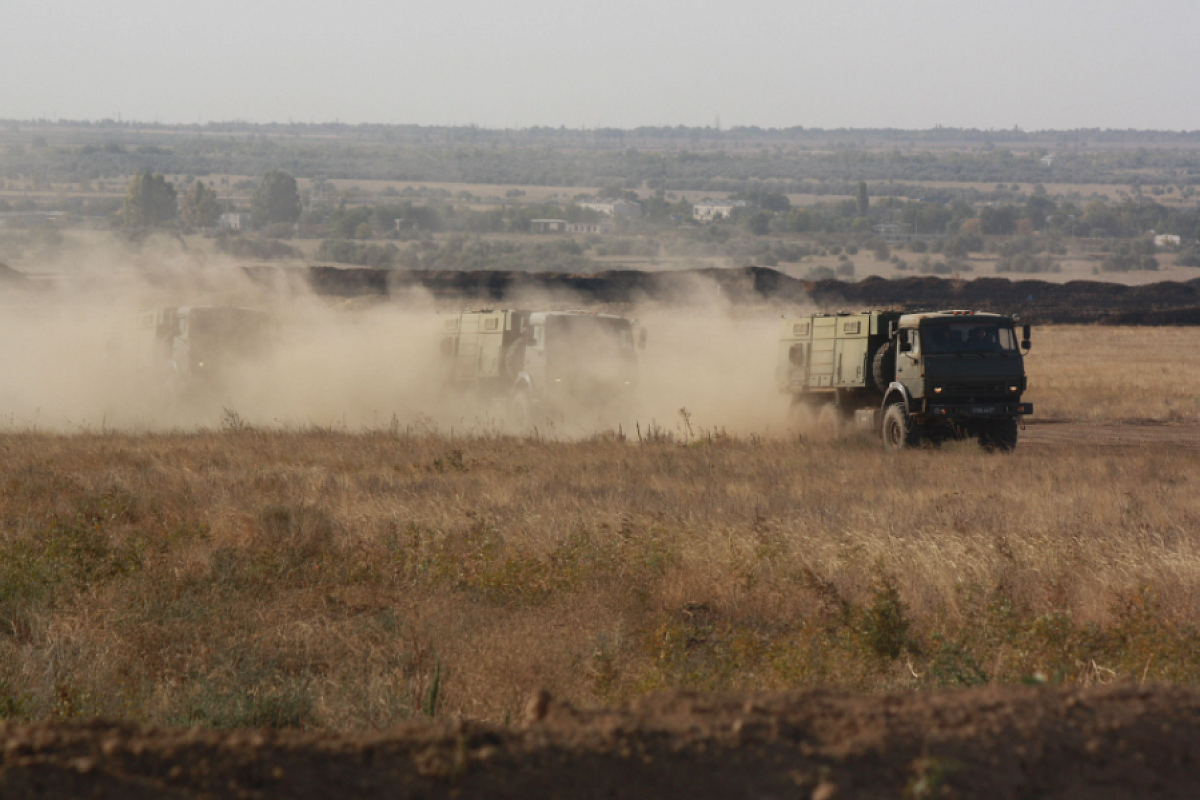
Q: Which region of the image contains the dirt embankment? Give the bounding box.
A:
[247,265,1200,325]
[2,684,1197,799]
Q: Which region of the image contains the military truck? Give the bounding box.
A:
[438,309,645,424]
[119,306,274,406]
[777,310,1032,451]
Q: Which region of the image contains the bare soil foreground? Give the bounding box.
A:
[2,684,1197,799]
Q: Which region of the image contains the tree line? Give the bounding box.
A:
[120,169,302,230]
[6,129,1200,199]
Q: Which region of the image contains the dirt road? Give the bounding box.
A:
[1,684,1196,799]
[1022,420,1200,449]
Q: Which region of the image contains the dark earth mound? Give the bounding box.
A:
[2,684,1197,799]
[247,265,1200,325]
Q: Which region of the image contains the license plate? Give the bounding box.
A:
[968,405,1001,415]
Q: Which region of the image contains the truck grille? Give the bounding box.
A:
[940,382,1009,402]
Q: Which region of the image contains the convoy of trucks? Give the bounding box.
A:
[775,310,1032,450]
[98,300,1036,451]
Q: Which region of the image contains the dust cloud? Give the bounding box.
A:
[0,241,807,436]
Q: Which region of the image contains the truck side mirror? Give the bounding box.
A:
[788,343,806,366]
[1021,324,1031,350]
[638,328,648,351]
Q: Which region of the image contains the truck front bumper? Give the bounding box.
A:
[928,402,1033,418]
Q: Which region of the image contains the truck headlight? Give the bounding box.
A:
[932,386,943,394]
[1009,385,1019,393]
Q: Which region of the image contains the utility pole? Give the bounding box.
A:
[658,156,666,204]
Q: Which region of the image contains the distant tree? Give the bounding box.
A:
[1177,245,1200,267]
[980,205,1018,236]
[252,170,301,227]
[1025,191,1055,230]
[735,190,790,213]
[1081,200,1119,237]
[739,210,772,235]
[123,170,177,228]
[856,181,869,217]
[179,179,221,228]
[331,202,372,238]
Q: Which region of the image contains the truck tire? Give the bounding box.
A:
[503,341,526,380]
[882,402,920,452]
[871,341,894,392]
[815,404,841,440]
[786,396,812,428]
[980,418,1018,452]
[509,389,532,429]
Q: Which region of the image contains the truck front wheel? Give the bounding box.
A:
[882,403,920,452]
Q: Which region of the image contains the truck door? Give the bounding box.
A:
[809,317,836,387]
[171,313,190,376]
[525,322,546,391]
[454,314,482,381]
[895,328,923,398]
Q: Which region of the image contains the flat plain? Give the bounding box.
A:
[3,323,1200,797]
[1,325,1199,728]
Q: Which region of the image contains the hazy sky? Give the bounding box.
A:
[5,0,1198,130]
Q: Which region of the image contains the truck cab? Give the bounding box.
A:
[438,309,644,425]
[122,306,275,408]
[886,311,1032,449]
[522,311,639,407]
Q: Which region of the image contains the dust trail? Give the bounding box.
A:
[0,239,813,435]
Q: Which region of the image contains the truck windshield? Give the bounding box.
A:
[189,309,272,355]
[544,315,635,377]
[921,323,1017,354]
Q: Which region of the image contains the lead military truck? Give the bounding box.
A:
[777,310,1032,451]
[438,309,645,425]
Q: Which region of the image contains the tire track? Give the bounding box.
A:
[1021,421,1200,449]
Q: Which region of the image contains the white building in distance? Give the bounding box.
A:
[692,199,747,222]
[530,218,613,234]
[577,199,642,218]
[218,212,252,231]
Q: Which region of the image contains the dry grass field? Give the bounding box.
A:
[1,326,1200,733]
[1027,325,1200,422]
[4,428,1200,733]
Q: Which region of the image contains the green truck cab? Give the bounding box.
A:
[777,310,1032,451]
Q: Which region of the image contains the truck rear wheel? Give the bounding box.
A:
[503,341,526,380]
[871,341,894,392]
[815,404,841,440]
[980,418,1018,452]
[509,390,532,430]
[882,402,920,452]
